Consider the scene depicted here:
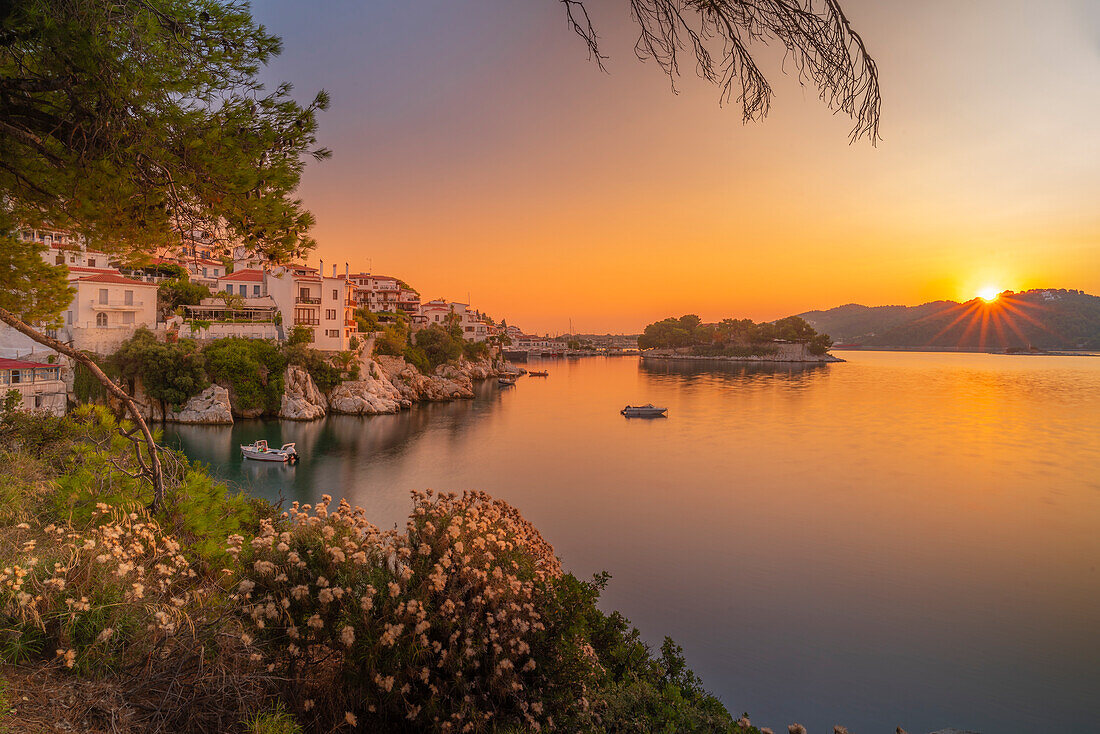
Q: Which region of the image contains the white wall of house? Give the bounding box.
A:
[64,275,159,354]
[0,362,67,416]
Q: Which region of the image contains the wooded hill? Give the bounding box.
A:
[798,289,1100,350]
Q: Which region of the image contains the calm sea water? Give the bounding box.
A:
[161,352,1100,733]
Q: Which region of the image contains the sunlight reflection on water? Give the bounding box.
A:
[162,351,1100,733]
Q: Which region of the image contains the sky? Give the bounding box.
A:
[253,0,1100,334]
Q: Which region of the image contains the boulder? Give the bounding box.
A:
[328,360,404,415]
[279,365,327,421]
[167,385,234,424]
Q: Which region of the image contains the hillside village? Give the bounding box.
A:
[0,227,546,419]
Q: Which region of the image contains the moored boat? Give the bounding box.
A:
[528,370,549,377]
[241,439,299,463]
[620,404,668,418]
[498,377,517,386]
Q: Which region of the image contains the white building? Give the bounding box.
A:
[266,263,356,351]
[218,269,267,298]
[0,358,67,416]
[63,270,160,354]
[178,296,279,340]
[419,300,490,342]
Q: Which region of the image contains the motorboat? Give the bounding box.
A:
[498,377,517,386]
[241,439,299,463]
[528,370,549,377]
[620,404,668,418]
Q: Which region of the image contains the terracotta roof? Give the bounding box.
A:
[0,358,56,370]
[76,273,156,286]
[67,266,121,275]
[184,257,223,266]
[218,269,265,282]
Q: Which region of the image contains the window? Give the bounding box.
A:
[325,309,337,320]
[225,284,232,293]
[96,313,108,327]
[332,289,338,300]
[202,267,208,277]
[214,269,220,277]
[10,370,21,384]
[253,285,261,296]
[124,290,133,306]
[34,395,42,409]
[98,289,108,304]
[87,258,96,267]
[122,312,135,324]
[69,256,76,263]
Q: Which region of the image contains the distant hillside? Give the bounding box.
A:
[798,289,1100,350]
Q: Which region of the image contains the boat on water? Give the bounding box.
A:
[498,377,517,386]
[620,404,668,418]
[241,439,299,463]
[528,370,549,377]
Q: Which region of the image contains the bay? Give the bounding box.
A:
[161,351,1100,733]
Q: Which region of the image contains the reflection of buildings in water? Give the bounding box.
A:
[639,357,832,387]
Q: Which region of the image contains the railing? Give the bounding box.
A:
[294,317,320,325]
[345,319,357,327]
[296,296,321,304]
[91,299,144,309]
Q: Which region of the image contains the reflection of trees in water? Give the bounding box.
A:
[162,377,504,505]
[639,357,832,389]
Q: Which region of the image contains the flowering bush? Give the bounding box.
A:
[236,490,600,732]
[0,505,203,672]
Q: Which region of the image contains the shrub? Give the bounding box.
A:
[462,339,489,361]
[112,329,209,409]
[414,324,462,370]
[203,338,287,413]
[234,491,596,732]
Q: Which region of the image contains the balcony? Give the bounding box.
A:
[296,296,321,304]
[90,299,144,310]
[295,317,320,326]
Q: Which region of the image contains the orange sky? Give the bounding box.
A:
[255,0,1100,334]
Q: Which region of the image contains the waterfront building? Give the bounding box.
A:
[0,358,67,416]
[63,270,160,354]
[419,300,490,342]
[178,296,280,340]
[218,269,267,298]
[266,262,356,351]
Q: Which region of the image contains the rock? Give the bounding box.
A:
[279,365,326,421]
[167,385,234,424]
[328,359,404,415]
[928,730,981,734]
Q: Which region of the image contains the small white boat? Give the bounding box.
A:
[241,439,299,463]
[528,370,549,377]
[621,404,668,418]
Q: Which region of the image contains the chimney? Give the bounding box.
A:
[332,264,337,278]
[345,262,349,277]
[319,258,324,277]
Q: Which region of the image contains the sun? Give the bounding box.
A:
[978,287,1001,303]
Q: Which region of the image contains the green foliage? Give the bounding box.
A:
[372,320,410,357]
[245,705,303,734]
[203,338,287,413]
[284,344,341,392]
[0,225,73,325]
[353,307,379,334]
[414,324,463,369]
[638,315,705,350]
[462,339,489,361]
[158,278,210,319]
[287,325,313,346]
[112,329,209,408]
[0,391,19,418]
[1,0,329,269]
[640,314,830,356]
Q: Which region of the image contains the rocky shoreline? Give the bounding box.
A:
[131,355,509,424]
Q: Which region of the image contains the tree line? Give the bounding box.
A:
[638,314,833,355]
